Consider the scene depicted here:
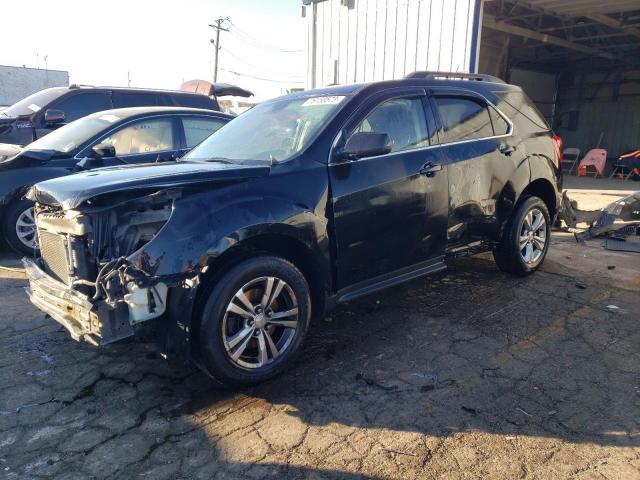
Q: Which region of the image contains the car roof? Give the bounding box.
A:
[281,75,519,102]
[65,85,212,97]
[84,106,234,121]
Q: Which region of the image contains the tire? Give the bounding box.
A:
[197,255,311,387]
[493,196,551,276]
[2,199,39,255]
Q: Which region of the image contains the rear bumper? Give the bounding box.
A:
[23,257,133,345]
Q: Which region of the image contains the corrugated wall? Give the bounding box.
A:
[556,70,640,159]
[307,0,480,88]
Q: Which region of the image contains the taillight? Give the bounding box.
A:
[552,134,563,168]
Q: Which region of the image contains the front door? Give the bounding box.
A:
[95,116,181,166]
[329,89,449,291]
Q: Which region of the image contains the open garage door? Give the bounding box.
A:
[478,0,640,165]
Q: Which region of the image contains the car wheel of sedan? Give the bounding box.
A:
[493,195,551,276]
[2,199,39,255]
[197,255,311,386]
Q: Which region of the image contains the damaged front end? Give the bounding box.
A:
[24,188,199,346]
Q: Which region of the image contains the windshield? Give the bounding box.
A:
[2,88,66,117]
[183,95,346,164]
[26,112,122,153]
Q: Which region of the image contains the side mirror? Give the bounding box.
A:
[91,143,116,158]
[44,109,66,125]
[336,132,392,161]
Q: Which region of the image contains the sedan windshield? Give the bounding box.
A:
[2,88,66,117]
[183,95,346,164]
[26,112,122,153]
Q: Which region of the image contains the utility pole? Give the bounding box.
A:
[209,17,229,83]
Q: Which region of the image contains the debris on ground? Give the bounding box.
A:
[605,304,623,313]
[573,191,640,243]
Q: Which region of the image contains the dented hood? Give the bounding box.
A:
[29,160,271,210]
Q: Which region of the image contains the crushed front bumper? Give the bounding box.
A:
[23,257,133,345]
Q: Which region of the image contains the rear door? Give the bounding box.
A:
[176,115,230,158]
[329,89,449,291]
[430,89,518,247]
[111,92,161,108]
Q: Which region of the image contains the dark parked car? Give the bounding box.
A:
[0,83,244,146]
[24,72,562,386]
[0,106,232,253]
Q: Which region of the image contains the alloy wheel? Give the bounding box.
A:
[519,207,546,265]
[15,207,38,250]
[222,276,299,370]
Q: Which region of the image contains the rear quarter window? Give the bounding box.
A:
[493,91,549,134]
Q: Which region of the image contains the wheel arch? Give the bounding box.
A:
[182,230,330,359]
[519,178,557,218]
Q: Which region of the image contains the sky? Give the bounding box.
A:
[1,0,308,101]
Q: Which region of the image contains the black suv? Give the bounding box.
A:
[24,72,562,386]
[0,85,222,145]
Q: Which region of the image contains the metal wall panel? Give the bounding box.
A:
[307,0,480,88]
[0,66,69,107]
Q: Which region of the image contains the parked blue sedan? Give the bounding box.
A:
[0,106,233,253]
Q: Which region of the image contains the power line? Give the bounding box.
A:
[220,46,305,78]
[227,20,305,53]
[220,68,305,84]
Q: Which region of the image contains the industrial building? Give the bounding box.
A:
[0,65,69,107]
[304,0,640,161]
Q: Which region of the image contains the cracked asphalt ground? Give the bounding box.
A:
[1,252,639,479]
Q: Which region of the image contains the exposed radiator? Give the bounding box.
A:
[38,230,70,284]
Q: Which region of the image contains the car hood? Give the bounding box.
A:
[28,160,271,210]
[0,142,22,162]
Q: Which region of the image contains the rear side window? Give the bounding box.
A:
[112,92,160,108]
[51,92,111,123]
[350,97,432,153]
[171,94,218,110]
[182,117,228,148]
[434,96,494,143]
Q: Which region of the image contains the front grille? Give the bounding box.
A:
[39,231,70,284]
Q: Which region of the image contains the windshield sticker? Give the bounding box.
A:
[28,104,41,112]
[302,96,344,107]
[99,114,120,123]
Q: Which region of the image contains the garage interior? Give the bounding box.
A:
[479,0,640,174]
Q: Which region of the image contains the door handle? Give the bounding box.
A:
[420,162,443,177]
[499,144,516,156]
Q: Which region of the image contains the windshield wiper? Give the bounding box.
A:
[204,157,234,164]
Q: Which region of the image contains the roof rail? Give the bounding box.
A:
[405,71,505,83]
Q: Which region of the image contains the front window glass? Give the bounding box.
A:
[25,112,123,153]
[100,118,175,155]
[184,95,346,164]
[51,92,111,123]
[2,88,66,117]
[434,96,494,143]
[349,97,431,153]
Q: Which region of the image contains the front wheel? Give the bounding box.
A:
[493,196,551,276]
[2,199,39,255]
[197,255,311,387]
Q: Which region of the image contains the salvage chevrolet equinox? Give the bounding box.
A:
[24,72,562,386]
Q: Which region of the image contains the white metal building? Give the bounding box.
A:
[304,0,482,88]
[0,65,69,107]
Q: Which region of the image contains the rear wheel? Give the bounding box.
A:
[2,199,39,255]
[197,255,311,386]
[493,196,551,276]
